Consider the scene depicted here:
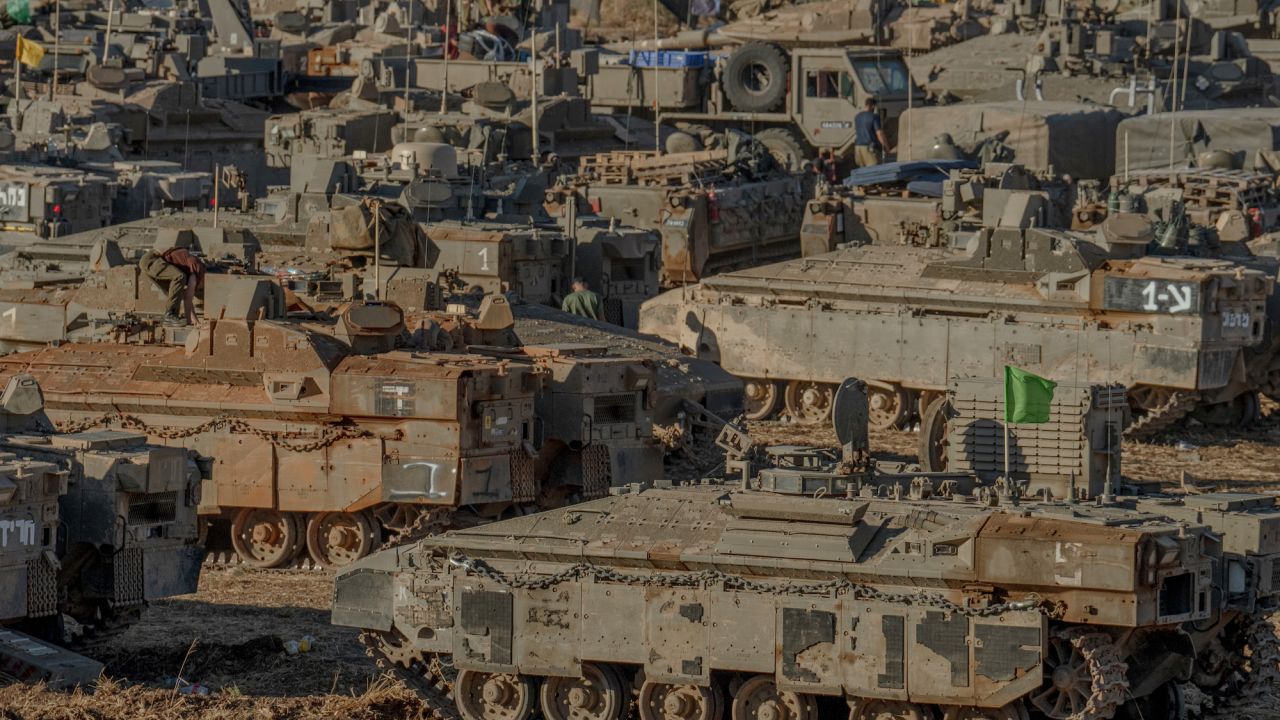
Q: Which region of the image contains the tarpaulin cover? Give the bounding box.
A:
[898,101,1127,180]
[842,159,975,187]
[1115,109,1280,172]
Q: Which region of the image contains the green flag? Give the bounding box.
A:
[1004,366,1056,423]
[5,0,29,25]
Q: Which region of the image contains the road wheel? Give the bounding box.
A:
[743,378,782,420]
[916,390,944,424]
[305,511,378,569]
[754,127,810,171]
[541,664,627,720]
[638,681,723,720]
[722,42,789,113]
[730,676,816,720]
[230,508,303,568]
[456,670,538,720]
[867,381,909,430]
[784,380,835,424]
[918,395,954,472]
[1191,391,1261,428]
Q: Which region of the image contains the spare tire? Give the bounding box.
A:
[754,127,809,171]
[722,42,789,113]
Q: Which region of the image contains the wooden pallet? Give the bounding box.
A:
[578,149,732,186]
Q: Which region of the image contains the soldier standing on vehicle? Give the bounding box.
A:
[561,277,604,321]
[854,97,893,168]
[140,244,206,327]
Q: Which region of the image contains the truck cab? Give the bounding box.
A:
[588,44,924,169]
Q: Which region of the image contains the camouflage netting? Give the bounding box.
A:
[322,202,436,267]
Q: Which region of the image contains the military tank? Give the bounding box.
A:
[333,376,1280,720]
[639,198,1273,436]
[0,373,204,686]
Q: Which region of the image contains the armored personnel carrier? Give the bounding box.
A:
[910,0,1273,109]
[549,137,811,287]
[639,206,1273,432]
[0,268,709,570]
[0,275,551,570]
[334,376,1280,720]
[0,163,117,246]
[0,373,203,686]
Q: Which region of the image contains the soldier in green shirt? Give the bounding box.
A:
[561,277,604,321]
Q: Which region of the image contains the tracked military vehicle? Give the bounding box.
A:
[549,137,810,287]
[0,163,117,246]
[0,373,203,686]
[0,271,691,570]
[640,203,1273,433]
[909,0,1273,108]
[0,274,549,570]
[334,376,1280,720]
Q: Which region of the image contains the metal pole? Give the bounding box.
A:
[653,0,660,154]
[1003,418,1010,481]
[12,38,19,103]
[439,0,450,113]
[531,46,540,161]
[102,0,115,64]
[213,163,220,227]
[1168,0,1183,168]
[373,201,382,300]
[51,0,59,100]
[406,0,414,112]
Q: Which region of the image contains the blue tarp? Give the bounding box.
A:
[842,159,977,188]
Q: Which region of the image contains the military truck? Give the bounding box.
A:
[334,376,1280,720]
[549,138,811,287]
[0,373,203,686]
[583,45,922,170]
[639,205,1273,433]
[382,38,921,170]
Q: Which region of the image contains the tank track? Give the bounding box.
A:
[1204,614,1280,717]
[358,628,1134,720]
[1124,392,1199,440]
[359,631,460,720]
[1064,629,1129,720]
[201,550,329,572]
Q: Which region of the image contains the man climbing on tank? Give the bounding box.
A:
[141,244,206,327]
[854,97,893,168]
[561,277,603,321]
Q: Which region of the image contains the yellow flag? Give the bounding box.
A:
[15,36,44,69]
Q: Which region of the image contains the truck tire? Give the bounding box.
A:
[754,127,810,170]
[722,42,789,113]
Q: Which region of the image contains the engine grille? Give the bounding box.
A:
[593,394,637,425]
[128,491,178,524]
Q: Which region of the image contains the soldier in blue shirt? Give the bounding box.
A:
[854,97,893,168]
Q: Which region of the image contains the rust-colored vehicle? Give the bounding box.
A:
[335,377,1280,720]
[0,275,552,570]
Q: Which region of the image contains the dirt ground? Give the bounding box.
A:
[2,414,1280,719]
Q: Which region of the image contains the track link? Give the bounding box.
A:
[1124,392,1198,440]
